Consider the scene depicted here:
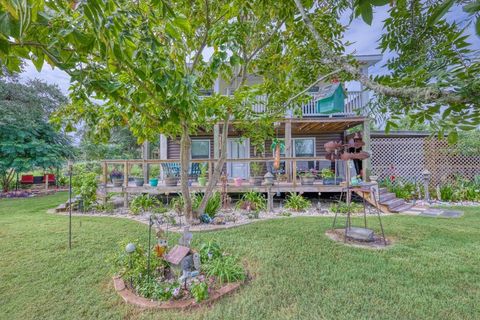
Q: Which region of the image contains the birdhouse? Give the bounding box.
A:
[164,245,200,277]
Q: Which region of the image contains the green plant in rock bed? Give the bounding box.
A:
[203,255,246,284]
[284,193,311,212]
[330,201,363,214]
[130,194,160,215]
[136,277,178,301]
[380,177,418,201]
[190,281,209,302]
[95,202,115,213]
[236,191,267,212]
[205,192,221,218]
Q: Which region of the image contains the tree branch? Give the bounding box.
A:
[285,68,342,105]
[190,0,210,72]
[292,0,468,105]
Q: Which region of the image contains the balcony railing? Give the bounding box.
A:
[201,90,365,117]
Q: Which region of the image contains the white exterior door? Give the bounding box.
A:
[227,138,249,178]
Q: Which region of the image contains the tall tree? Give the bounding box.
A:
[0,80,72,191]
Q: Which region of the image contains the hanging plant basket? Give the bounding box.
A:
[324,141,343,153]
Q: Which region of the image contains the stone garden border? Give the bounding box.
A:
[113,276,243,310]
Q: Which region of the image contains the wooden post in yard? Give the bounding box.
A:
[292,160,297,187]
[267,187,274,212]
[102,162,108,204]
[142,141,149,183]
[285,120,292,182]
[45,172,48,191]
[123,161,129,208]
[362,119,371,181]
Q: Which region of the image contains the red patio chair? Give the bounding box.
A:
[20,175,34,184]
[44,174,56,185]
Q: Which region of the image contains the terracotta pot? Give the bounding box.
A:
[249,176,263,186]
[351,151,370,160]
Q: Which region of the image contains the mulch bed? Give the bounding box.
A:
[113,276,244,310]
[325,229,393,249]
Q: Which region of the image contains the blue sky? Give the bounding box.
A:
[19,5,479,94]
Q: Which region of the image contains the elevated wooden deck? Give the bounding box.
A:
[102,180,343,195]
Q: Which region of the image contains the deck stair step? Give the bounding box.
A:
[379,192,396,203]
[378,187,388,195]
[380,198,405,210]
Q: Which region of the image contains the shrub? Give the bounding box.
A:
[284,193,311,211]
[203,255,246,284]
[130,194,160,215]
[72,171,98,210]
[236,191,267,212]
[199,241,222,263]
[330,201,363,214]
[170,193,221,217]
[136,277,177,301]
[95,202,115,213]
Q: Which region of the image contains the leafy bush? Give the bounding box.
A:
[284,193,311,211]
[171,193,221,217]
[236,191,266,212]
[330,201,363,214]
[130,194,160,215]
[190,281,209,302]
[381,177,418,201]
[109,241,160,287]
[72,171,98,210]
[95,202,115,213]
[203,255,246,284]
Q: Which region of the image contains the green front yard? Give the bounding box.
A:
[1,193,479,320]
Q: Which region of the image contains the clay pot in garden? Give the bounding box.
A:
[324,141,343,153]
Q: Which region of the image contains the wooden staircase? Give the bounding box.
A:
[355,186,414,214]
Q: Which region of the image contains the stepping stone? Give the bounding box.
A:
[345,227,375,242]
[440,210,463,218]
[419,210,442,217]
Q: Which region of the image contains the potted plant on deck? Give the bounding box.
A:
[110,169,124,187]
[321,168,336,185]
[249,162,264,186]
[197,163,208,187]
[164,172,178,187]
[300,169,316,185]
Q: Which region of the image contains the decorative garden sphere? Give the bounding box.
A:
[125,243,136,254]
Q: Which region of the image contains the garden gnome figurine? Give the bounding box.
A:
[178,226,193,247]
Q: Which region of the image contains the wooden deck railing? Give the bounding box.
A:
[101,157,346,188]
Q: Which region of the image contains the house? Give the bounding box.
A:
[101,54,383,197]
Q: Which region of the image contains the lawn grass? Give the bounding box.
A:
[0,193,479,320]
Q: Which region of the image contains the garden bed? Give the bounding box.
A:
[113,276,244,310]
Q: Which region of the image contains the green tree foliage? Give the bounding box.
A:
[0,80,72,191]
[78,127,141,160]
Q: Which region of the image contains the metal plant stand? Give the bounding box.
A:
[332,184,387,246]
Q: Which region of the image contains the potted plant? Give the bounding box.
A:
[134,177,144,187]
[149,177,158,187]
[164,172,178,187]
[233,177,243,187]
[300,169,316,185]
[197,163,208,187]
[249,162,264,186]
[321,168,338,185]
[276,173,287,182]
[110,169,124,187]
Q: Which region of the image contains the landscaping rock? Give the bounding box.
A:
[345,227,375,242]
[213,215,226,225]
[440,210,463,218]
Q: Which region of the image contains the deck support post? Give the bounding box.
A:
[362,119,371,181]
[267,187,274,212]
[213,124,220,159]
[123,161,129,208]
[142,141,149,183]
[285,120,292,182]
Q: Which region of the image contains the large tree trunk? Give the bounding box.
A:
[197,115,229,215]
[179,121,194,222]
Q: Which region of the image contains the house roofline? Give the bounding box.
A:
[371,130,432,138]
